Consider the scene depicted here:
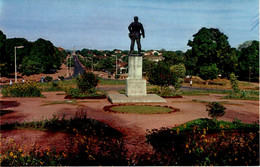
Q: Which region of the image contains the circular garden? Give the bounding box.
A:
[103,104,179,114]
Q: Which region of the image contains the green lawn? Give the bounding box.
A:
[110,105,172,114]
[99,78,125,85]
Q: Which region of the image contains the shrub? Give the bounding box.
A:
[206,102,226,120]
[58,76,65,81]
[146,119,259,166]
[76,71,99,93]
[1,82,42,97]
[115,74,120,79]
[45,76,53,82]
[223,90,259,100]
[65,87,81,97]
[52,82,58,87]
[169,63,186,90]
[230,73,239,93]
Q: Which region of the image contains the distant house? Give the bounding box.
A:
[57,47,65,52]
[114,59,128,74]
[114,50,122,54]
[144,50,164,62]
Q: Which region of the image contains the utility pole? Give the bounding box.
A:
[14,46,24,83]
[116,55,118,75]
[66,55,69,76]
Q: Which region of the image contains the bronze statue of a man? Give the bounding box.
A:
[128,16,145,54]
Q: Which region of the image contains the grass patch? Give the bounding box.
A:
[191,99,243,106]
[39,79,77,92]
[99,78,125,85]
[41,100,99,106]
[181,91,210,96]
[118,89,125,94]
[222,90,259,100]
[65,87,107,99]
[106,105,176,114]
[174,118,259,132]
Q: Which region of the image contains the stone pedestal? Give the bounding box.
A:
[108,54,166,104]
[126,55,146,96]
[126,78,147,96]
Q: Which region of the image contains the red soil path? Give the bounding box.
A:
[0,90,259,156]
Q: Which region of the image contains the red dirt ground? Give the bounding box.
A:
[0,90,259,156]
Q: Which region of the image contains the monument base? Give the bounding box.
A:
[107,94,166,104]
[126,78,146,96]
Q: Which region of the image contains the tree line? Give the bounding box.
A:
[146,27,259,88]
[1,27,258,83]
[0,30,67,76]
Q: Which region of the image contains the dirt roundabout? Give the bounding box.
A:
[0,90,259,156]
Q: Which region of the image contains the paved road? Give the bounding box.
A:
[72,55,85,77]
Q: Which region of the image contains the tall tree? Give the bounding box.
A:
[5,38,32,73]
[162,51,184,65]
[237,40,259,81]
[0,30,7,76]
[186,27,237,79]
[21,38,62,75]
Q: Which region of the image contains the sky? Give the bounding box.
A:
[0,0,259,51]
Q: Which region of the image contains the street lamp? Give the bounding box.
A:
[115,55,118,75]
[14,46,24,83]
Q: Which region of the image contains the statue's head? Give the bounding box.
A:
[134,16,138,22]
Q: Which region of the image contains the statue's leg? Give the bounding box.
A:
[137,38,141,54]
[130,38,135,54]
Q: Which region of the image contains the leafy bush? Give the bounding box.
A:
[65,87,81,97]
[76,71,99,93]
[147,62,175,93]
[115,74,120,79]
[230,73,240,93]
[1,82,42,97]
[223,90,259,100]
[45,76,53,82]
[58,76,65,81]
[169,63,186,90]
[199,64,219,85]
[206,102,226,119]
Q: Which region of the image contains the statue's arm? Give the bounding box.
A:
[128,23,132,32]
[141,24,145,38]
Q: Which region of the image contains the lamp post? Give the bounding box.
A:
[14,46,24,83]
[115,55,118,75]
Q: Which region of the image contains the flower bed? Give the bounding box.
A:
[1,82,43,97]
[145,118,259,166]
